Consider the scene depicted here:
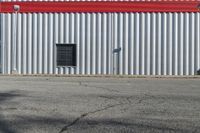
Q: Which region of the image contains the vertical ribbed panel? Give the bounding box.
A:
[0,14,1,73]
[2,13,113,75]
[1,12,200,75]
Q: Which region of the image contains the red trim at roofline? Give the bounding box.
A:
[0,1,200,13]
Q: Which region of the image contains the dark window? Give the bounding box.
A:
[56,44,76,66]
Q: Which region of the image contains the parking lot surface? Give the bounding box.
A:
[0,76,200,133]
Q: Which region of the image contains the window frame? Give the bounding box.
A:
[56,44,77,67]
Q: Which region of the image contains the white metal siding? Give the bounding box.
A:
[1,12,200,75]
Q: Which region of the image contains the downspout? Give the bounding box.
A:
[12,5,20,74]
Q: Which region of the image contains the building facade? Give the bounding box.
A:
[1,1,200,75]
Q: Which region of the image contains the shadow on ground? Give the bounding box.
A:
[0,91,23,133]
[0,91,199,133]
[0,115,196,133]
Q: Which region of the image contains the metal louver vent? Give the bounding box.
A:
[56,44,76,66]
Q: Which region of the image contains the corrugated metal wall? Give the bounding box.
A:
[1,13,113,74]
[0,14,1,73]
[1,12,200,75]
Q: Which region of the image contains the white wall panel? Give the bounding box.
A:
[1,12,200,75]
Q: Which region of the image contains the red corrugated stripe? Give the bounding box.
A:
[0,1,200,13]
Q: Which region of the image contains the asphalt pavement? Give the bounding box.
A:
[0,76,200,133]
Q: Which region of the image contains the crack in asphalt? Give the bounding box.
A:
[78,81,120,93]
[58,93,158,133]
[58,102,125,133]
[137,93,157,104]
[59,83,161,133]
[58,93,157,133]
[126,96,133,104]
[58,94,139,133]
